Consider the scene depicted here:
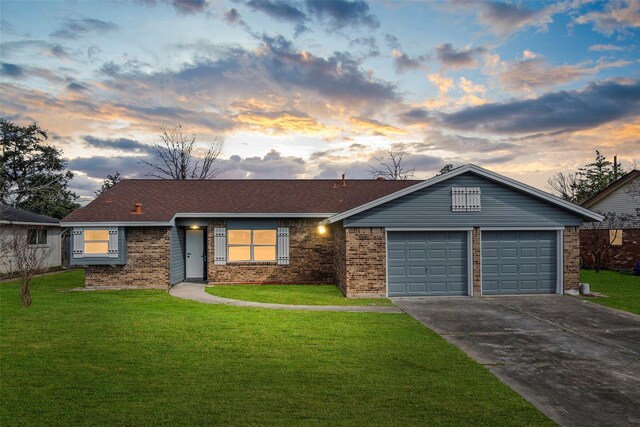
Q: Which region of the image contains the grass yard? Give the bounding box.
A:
[0,271,552,426]
[580,269,640,315]
[205,284,393,306]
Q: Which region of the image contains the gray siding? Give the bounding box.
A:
[345,172,584,228]
[589,177,639,216]
[70,227,127,266]
[170,226,185,285]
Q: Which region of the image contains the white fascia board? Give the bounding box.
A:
[173,212,336,219]
[61,221,171,227]
[324,164,604,224]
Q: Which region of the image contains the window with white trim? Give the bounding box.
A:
[227,229,277,262]
[28,229,47,245]
[451,187,481,212]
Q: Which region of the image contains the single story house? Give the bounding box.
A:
[0,204,63,275]
[61,165,602,297]
[581,169,640,271]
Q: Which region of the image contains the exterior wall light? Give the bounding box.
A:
[190,225,200,230]
[317,224,327,235]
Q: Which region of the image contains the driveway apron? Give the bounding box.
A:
[392,295,640,427]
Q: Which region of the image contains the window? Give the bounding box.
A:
[227,229,277,262]
[28,229,47,245]
[610,229,623,246]
[452,187,481,212]
[84,229,110,254]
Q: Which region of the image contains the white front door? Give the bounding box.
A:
[186,229,204,279]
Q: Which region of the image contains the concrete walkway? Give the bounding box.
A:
[169,282,403,313]
[393,295,640,427]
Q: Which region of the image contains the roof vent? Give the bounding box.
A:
[131,203,143,215]
[341,173,347,186]
[376,177,385,181]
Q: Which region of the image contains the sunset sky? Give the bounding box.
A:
[1,0,639,203]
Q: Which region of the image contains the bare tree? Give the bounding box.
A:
[141,124,223,180]
[369,147,415,180]
[547,172,580,203]
[0,224,51,306]
[581,212,639,273]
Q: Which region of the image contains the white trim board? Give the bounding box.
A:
[321,164,604,225]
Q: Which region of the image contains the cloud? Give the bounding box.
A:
[244,0,379,32]
[589,44,625,52]
[450,0,563,37]
[398,107,432,125]
[305,0,379,30]
[68,156,147,180]
[100,35,398,112]
[392,49,427,73]
[67,82,89,92]
[51,18,119,39]
[218,149,307,178]
[349,37,380,58]
[440,79,640,134]
[233,110,329,134]
[428,73,454,95]
[82,136,154,154]
[224,8,250,30]
[435,43,485,69]
[0,40,73,61]
[1,63,23,77]
[173,0,208,14]
[576,1,640,35]
[486,52,631,93]
[348,116,406,135]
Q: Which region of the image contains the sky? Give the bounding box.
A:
[1,0,639,203]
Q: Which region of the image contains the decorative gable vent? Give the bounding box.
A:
[451,187,481,212]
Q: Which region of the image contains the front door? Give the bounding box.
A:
[186,229,204,280]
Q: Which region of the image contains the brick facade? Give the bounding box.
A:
[335,226,386,298]
[85,227,170,289]
[580,228,640,272]
[472,227,481,295]
[563,226,580,292]
[207,219,334,285]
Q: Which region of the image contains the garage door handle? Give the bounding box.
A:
[425,267,429,272]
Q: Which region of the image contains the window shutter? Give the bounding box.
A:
[214,228,226,265]
[467,187,481,211]
[452,187,481,212]
[277,227,290,265]
[108,228,119,258]
[72,228,84,258]
[452,187,466,212]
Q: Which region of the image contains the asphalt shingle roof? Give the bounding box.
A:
[62,179,421,223]
[0,204,60,224]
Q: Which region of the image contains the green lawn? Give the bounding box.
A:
[0,271,552,426]
[206,284,393,306]
[580,269,640,315]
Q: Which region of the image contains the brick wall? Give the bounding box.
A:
[580,227,640,272]
[338,227,386,298]
[207,219,334,284]
[472,227,481,296]
[563,226,580,291]
[85,227,170,289]
[333,223,347,295]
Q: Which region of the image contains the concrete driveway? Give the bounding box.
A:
[392,296,640,427]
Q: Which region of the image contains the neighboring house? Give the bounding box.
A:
[581,170,640,271]
[0,204,63,275]
[61,164,602,297]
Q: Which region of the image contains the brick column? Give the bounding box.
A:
[563,226,580,292]
[472,227,481,296]
[343,227,386,298]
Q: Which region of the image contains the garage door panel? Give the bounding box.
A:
[387,231,468,297]
[482,230,557,295]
